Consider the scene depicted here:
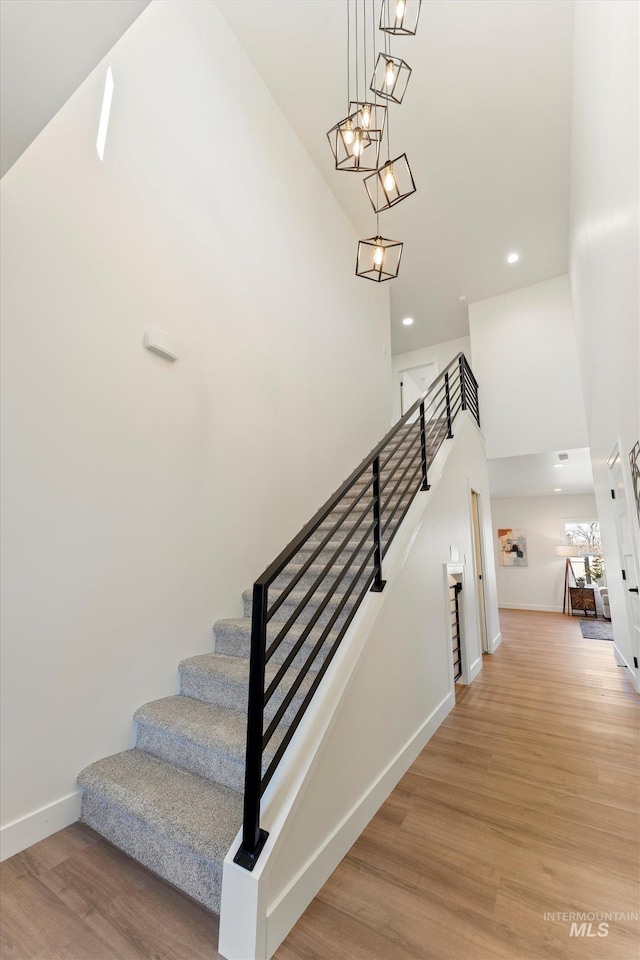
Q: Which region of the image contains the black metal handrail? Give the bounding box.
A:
[234,352,480,869]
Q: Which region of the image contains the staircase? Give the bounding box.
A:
[78,354,478,916]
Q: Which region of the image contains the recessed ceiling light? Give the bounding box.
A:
[507,252,519,264]
[402,317,414,326]
[554,488,562,492]
[457,295,467,303]
[553,463,564,469]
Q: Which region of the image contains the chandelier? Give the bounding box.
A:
[326,0,421,282]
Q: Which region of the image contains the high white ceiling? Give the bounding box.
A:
[0,0,150,177]
[219,0,574,353]
[488,448,594,499]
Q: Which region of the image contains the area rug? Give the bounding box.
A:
[580,619,614,641]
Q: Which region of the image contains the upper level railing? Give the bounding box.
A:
[234,353,480,869]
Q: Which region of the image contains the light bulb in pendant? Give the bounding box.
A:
[353,129,364,157]
[395,0,406,23]
[385,61,395,88]
[383,166,396,192]
[361,106,371,129]
[373,244,385,267]
[343,120,355,145]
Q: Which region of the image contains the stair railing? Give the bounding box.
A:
[234,353,479,869]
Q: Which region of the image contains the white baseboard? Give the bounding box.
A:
[467,656,483,682]
[613,643,640,694]
[490,632,503,653]
[0,790,81,861]
[498,603,563,613]
[264,691,455,959]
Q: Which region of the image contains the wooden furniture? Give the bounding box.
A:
[569,585,597,616]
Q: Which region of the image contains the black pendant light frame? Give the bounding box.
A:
[380,0,422,37]
[364,152,416,212]
[356,234,404,282]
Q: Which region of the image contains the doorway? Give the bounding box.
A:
[608,446,640,667]
[398,361,437,418]
[470,490,489,653]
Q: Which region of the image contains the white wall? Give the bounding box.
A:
[569,0,640,687]
[0,0,392,854]
[391,335,471,423]
[468,276,589,460]
[220,413,500,960]
[491,494,598,612]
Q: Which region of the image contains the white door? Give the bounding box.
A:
[609,450,640,663]
[471,490,489,653]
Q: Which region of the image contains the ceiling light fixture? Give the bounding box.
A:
[554,488,563,492]
[380,0,422,37]
[371,52,412,103]
[507,252,520,264]
[356,235,403,282]
[402,317,414,325]
[457,295,467,303]
[327,2,383,172]
[553,463,565,469]
[364,153,416,212]
[329,1,419,280]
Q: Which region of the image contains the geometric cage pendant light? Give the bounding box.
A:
[327,109,380,172]
[327,0,387,171]
[348,101,387,142]
[363,152,416,212]
[370,52,412,104]
[356,234,403,282]
[380,0,422,37]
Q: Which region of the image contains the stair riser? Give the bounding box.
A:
[214,622,344,669]
[271,552,374,592]
[243,580,373,625]
[136,722,247,793]
[180,669,313,724]
[81,791,223,913]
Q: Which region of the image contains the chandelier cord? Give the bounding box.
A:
[347,0,350,111]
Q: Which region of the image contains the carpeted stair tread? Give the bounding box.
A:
[242,568,374,620]
[78,749,241,913]
[179,652,316,720]
[213,615,352,665]
[272,551,376,591]
[78,749,242,864]
[134,695,287,791]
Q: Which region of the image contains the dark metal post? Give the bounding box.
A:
[371,455,386,592]
[444,373,453,439]
[419,402,430,491]
[233,583,269,870]
[459,355,467,411]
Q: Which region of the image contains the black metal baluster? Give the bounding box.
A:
[371,455,386,592]
[419,402,430,491]
[444,372,453,439]
[465,357,480,427]
[459,354,467,412]
[233,582,269,870]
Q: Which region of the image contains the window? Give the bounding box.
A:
[563,520,604,585]
[564,521,602,554]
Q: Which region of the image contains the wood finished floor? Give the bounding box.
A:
[1,610,638,960]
